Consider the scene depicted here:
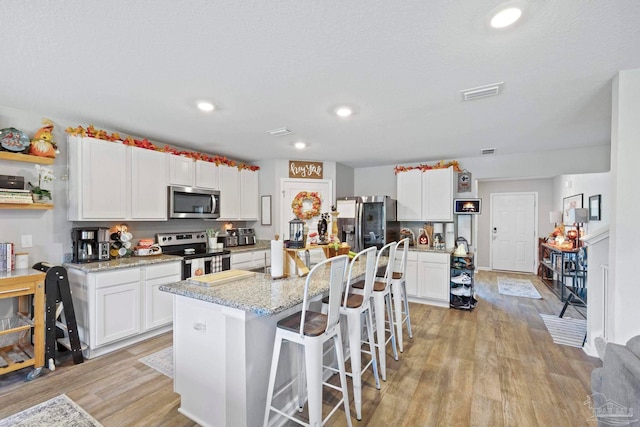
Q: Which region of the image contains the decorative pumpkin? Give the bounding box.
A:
[30,119,57,158]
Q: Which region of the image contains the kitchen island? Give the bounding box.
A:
[160,257,383,427]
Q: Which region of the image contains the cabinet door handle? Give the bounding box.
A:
[193,322,206,331]
[0,287,30,294]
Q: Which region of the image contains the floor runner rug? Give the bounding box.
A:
[0,394,102,427]
[540,314,587,348]
[139,346,173,379]
[498,276,542,299]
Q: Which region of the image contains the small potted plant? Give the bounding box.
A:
[28,164,56,203]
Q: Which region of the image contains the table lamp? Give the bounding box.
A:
[549,211,562,227]
[567,208,589,248]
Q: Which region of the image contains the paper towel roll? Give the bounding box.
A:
[270,240,284,278]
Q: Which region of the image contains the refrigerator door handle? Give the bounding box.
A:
[356,201,364,252]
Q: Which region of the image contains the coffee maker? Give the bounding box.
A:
[72,227,110,263]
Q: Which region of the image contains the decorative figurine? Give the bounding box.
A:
[318,212,329,243]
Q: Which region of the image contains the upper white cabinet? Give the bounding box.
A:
[68,136,128,220]
[68,136,168,221]
[219,166,260,220]
[169,156,219,189]
[219,165,240,219]
[195,160,219,190]
[131,147,168,220]
[397,167,454,222]
[169,155,195,187]
[422,167,454,221]
[240,169,259,220]
[397,169,422,221]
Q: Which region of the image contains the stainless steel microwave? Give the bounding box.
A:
[168,186,220,219]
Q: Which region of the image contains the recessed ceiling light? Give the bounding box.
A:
[335,106,353,118]
[490,7,522,28]
[197,101,215,112]
[294,141,307,150]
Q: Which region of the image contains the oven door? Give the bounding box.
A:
[182,254,230,280]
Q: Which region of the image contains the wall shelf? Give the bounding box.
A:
[0,151,54,165]
[0,203,53,210]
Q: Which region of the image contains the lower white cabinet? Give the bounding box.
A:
[68,260,181,358]
[231,249,270,271]
[95,269,141,346]
[144,263,181,330]
[405,250,450,307]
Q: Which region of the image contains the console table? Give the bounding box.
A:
[538,241,587,316]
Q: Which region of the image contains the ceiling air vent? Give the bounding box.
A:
[461,82,504,101]
[481,148,496,155]
[266,127,293,136]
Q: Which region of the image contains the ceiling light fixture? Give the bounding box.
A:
[335,106,353,118]
[294,141,307,150]
[197,101,215,112]
[490,7,522,28]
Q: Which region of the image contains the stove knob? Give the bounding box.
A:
[168,237,172,241]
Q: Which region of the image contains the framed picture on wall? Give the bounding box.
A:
[589,194,601,221]
[563,193,583,224]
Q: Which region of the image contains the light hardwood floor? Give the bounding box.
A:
[0,270,601,426]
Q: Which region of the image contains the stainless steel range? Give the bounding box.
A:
[157,231,230,280]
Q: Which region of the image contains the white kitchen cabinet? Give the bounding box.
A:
[396,167,454,222]
[405,251,418,296]
[144,263,181,330]
[231,249,270,271]
[195,160,219,189]
[219,165,240,219]
[422,167,454,222]
[68,137,168,221]
[68,136,128,220]
[169,154,195,186]
[397,169,422,221]
[405,251,450,308]
[95,277,141,347]
[67,261,180,358]
[131,147,168,220]
[240,169,259,220]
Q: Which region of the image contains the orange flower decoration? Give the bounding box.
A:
[291,191,322,220]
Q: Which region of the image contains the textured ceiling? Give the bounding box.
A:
[2,1,639,168]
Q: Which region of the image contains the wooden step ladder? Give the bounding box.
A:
[32,262,85,370]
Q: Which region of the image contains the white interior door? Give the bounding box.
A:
[490,193,537,273]
[280,179,333,240]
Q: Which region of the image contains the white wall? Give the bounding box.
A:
[609,69,640,345]
[251,159,338,240]
[476,178,554,269]
[0,105,72,265]
[552,172,611,232]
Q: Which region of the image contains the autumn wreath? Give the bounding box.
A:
[291,191,322,220]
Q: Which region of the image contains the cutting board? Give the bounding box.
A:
[187,269,256,286]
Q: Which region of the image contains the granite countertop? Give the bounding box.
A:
[63,254,182,273]
[409,246,453,254]
[225,240,271,253]
[160,256,388,316]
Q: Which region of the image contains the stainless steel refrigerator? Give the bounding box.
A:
[336,196,399,252]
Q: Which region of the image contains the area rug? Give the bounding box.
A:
[540,314,587,348]
[498,276,542,299]
[138,346,173,379]
[0,394,102,427]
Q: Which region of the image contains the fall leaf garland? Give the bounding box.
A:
[65,125,259,171]
[394,160,461,174]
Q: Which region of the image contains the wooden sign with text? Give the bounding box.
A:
[289,161,323,179]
